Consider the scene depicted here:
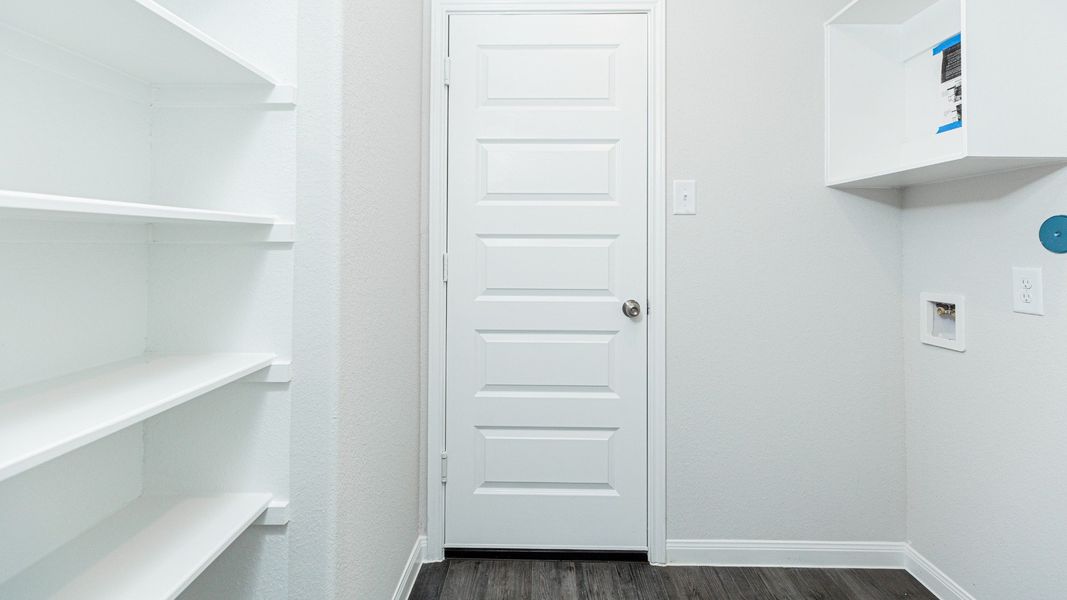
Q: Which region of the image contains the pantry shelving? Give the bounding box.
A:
[0,494,272,599]
[0,0,283,87]
[0,354,276,483]
[0,190,284,227]
[0,0,297,594]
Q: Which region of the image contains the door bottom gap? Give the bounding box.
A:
[444,548,648,562]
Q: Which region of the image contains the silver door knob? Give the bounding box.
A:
[622,299,642,318]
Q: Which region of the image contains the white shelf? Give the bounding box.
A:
[0,0,283,87]
[825,0,1067,189]
[0,494,271,599]
[0,353,275,483]
[829,156,1067,189]
[0,190,283,227]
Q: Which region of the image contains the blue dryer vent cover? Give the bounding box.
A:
[1039,215,1067,254]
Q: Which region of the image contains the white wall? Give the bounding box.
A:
[290,0,343,597]
[666,0,906,543]
[903,165,1067,600]
[337,0,425,597]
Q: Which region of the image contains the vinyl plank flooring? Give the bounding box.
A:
[845,568,937,600]
[825,569,885,600]
[712,567,775,600]
[531,560,578,600]
[576,560,632,600]
[414,559,940,600]
[485,557,531,600]
[791,568,855,600]
[410,561,450,600]
[656,565,717,599]
[625,563,670,599]
[436,560,486,600]
[754,566,807,599]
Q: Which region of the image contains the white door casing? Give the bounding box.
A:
[444,13,649,550]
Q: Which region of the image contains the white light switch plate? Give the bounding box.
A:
[673,180,696,215]
[1013,267,1044,315]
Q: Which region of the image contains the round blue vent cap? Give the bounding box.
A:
[1040,215,1067,254]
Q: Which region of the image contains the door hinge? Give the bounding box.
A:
[441,252,449,283]
[440,451,448,483]
[443,57,452,86]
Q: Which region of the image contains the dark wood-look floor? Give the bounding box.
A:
[409,560,938,600]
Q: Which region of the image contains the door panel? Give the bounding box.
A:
[446,13,648,550]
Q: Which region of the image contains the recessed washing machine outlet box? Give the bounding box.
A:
[920,292,965,352]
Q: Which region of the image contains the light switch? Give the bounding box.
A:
[673,180,696,215]
[1013,267,1044,315]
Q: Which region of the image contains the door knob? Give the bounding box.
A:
[622,299,642,318]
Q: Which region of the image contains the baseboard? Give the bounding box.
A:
[904,546,977,600]
[397,536,974,600]
[393,535,427,600]
[665,539,976,600]
[666,539,908,569]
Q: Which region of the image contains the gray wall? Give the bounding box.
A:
[340,0,425,597]
[292,0,424,598]
[903,166,1067,599]
[665,0,906,542]
[292,0,343,596]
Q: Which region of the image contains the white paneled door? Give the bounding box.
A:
[445,13,649,550]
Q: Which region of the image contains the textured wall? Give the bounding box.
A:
[337,0,425,597]
[903,166,1067,599]
[290,0,344,597]
[665,0,907,542]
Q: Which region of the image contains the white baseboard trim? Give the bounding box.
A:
[904,546,977,600]
[393,535,427,600]
[389,537,975,600]
[666,539,907,569]
[665,539,976,600]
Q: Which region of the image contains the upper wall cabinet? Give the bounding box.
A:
[825,0,1067,189]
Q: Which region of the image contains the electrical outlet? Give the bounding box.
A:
[1013,267,1044,315]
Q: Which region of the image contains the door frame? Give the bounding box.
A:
[424,0,667,564]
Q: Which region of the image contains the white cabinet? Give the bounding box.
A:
[826,0,1067,189]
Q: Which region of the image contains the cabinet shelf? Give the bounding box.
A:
[0,0,284,87]
[828,155,1067,189]
[0,190,284,228]
[0,353,275,483]
[0,494,271,599]
[825,0,1067,189]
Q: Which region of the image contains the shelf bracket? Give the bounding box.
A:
[239,360,292,384]
[254,500,290,526]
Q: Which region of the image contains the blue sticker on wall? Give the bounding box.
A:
[1039,215,1067,254]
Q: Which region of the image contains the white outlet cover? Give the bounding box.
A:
[920,292,966,352]
[1013,267,1045,315]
